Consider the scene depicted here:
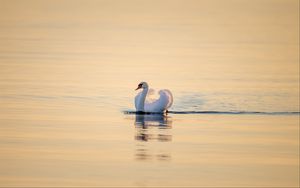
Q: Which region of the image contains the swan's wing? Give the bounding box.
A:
[160,89,173,109]
[144,89,173,112]
[144,88,157,103]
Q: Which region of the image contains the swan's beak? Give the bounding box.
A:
[135,85,142,90]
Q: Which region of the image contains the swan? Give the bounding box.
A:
[134,82,173,113]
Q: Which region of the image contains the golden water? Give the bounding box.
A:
[0,0,299,186]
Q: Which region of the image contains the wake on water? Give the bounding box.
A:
[124,110,300,115]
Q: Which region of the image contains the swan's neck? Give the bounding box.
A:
[137,87,148,112]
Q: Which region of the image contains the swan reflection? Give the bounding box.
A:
[134,114,172,142]
[134,114,172,161]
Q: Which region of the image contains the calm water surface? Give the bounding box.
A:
[0,0,299,187]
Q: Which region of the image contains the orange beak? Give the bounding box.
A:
[135,85,142,90]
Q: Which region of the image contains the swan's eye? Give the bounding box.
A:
[138,83,143,87]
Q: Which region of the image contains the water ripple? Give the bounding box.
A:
[124,110,300,115]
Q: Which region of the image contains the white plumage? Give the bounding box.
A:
[134,82,173,113]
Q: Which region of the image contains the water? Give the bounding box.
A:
[0,0,299,187]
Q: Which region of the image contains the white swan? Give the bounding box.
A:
[134,82,173,113]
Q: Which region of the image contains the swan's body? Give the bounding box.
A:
[134,82,173,113]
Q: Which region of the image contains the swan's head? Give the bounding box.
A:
[135,82,148,90]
